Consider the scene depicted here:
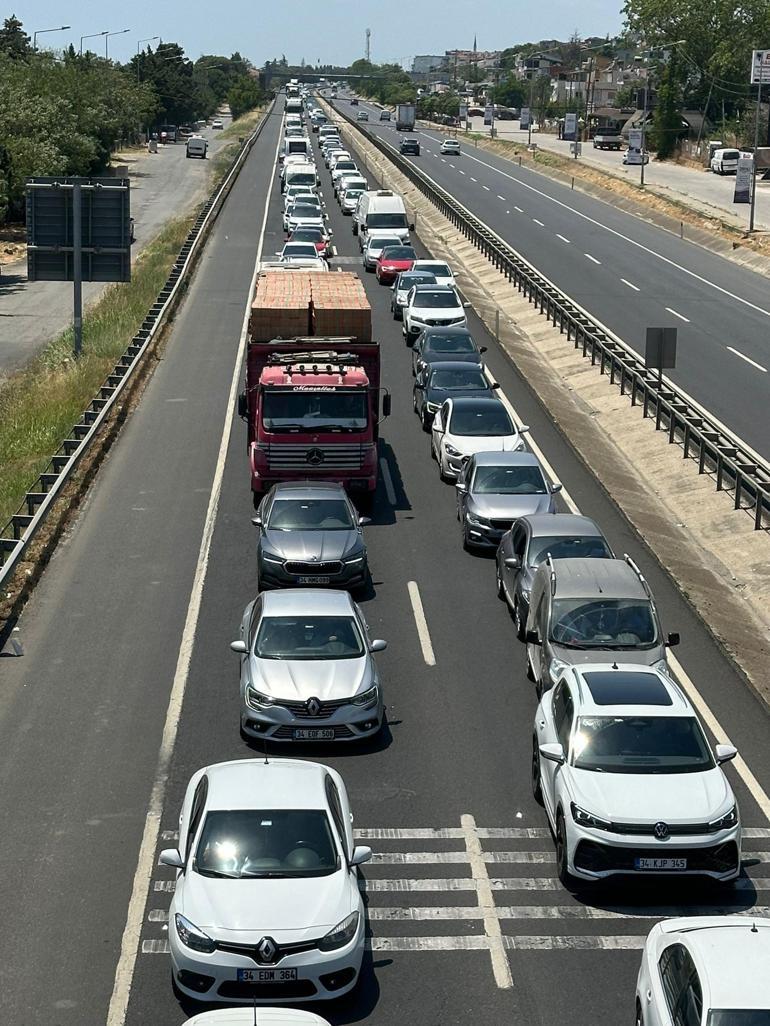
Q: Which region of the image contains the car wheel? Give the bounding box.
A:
[421,410,431,432]
[430,440,437,462]
[496,563,506,601]
[555,811,573,887]
[514,600,526,641]
[531,736,544,805]
[635,1000,643,1026]
[461,522,473,550]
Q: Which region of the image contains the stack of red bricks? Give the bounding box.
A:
[309,272,372,343]
[248,271,371,343]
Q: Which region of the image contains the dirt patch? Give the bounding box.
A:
[0,225,26,266]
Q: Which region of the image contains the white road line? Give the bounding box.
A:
[621,278,641,291]
[585,253,601,264]
[462,813,513,989]
[361,878,477,892]
[483,185,491,191]
[368,904,770,921]
[470,176,478,182]
[556,234,571,243]
[355,826,553,839]
[532,218,545,227]
[441,158,447,163]
[458,169,466,175]
[666,306,690,322]
[514,205,523,212]
[379,457,397,504]
[727,346,768,373]
[372,936,489,952]
[407,581,436,666]
[362,875,770,892]
[105,117,284,1026]
[369,936,646,952]
[448,163,456,169]
[497,194,506,201]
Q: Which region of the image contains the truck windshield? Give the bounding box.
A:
[262,391,368,432]
[366,213,408,228]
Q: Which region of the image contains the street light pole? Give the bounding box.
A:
[136,35,159,81]
[640,77,649,187]
[33,25,70,51]
[750,79,763,232]
[105,28,130,60]
[79,30,108,56]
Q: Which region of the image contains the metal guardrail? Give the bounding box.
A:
[0,100,277,591]
[331,99,770,530]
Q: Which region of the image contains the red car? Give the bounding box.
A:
[288,226,333,259]
[376,244,417,284]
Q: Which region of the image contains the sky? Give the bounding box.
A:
[9,0,625,66]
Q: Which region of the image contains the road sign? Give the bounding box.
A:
[570,142,582,157]
[483,105,494,126]
[734,155,754,203]
[564,112,577,141]
[629,128,643,150]
[645,327,678,385]
[520,107,530,129]
[751,50,770,84]
[459,103,468,123]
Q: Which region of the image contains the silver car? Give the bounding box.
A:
[254,482,369,593]
[495,513,614,639]
[363,235,403,271]
[231,589,386,742]
[456,451,562,551]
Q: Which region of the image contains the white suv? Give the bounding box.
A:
[532,663,740,885]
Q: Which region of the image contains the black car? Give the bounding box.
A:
[400,137,420,155]
[351,97,359,106]
[411,326,487,377]
[413,361,498,430]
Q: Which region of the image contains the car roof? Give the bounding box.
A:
[659,917,770,1009]
[185,1008,330,1025]
[428,360,485,374]
[422,324,471,337]
[204,758,331,811]
[449,396,506,411]
[569,664,690,717]
[473,450,541,467]
[270,481,348,499]
[544,556,647,600]
[523,513,606,539]
[261,587,355,617]
[412,259,451,270]
[413,284,456,293]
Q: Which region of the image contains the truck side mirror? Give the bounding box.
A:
[382,393,392,418]
[237,391,248,419]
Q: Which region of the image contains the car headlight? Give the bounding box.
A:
[570,803,611,831]
[261,552,283,565]
[344,554,365,565]
[445,443,462,458]
[709,805,738,831]
[466,512,490,527]
[352,685,378,708]
[548,658,569,684]
[246,687,275,709]
[318,911,360,951]
[175,914,216,954]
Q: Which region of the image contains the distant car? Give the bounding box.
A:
[400,137,420,156]
[350,97,359,106]
[362,234,403,272]
[413,360,495,430]
[356,110,369,122]
[411,326,485,375]
[710,147,740,174]
[403,285,469,343]
[440,139,460,155]
[456,452,561,552]
[430,396,529,481]
[410,259,456,289]
[280,241,322,263]
[288,226,334,259]
[622,146,649,165]
[375,244,416,285]
[380,110,391,121]
[211,119,224,130]
[390,270,438,319]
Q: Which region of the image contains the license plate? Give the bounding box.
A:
[294,728,335,740]
[296,576,330,585]
[237,968,297,983]
[635,857,687,871]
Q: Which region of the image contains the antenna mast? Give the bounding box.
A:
[365,27,371,63]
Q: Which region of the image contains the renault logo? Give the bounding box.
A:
[256,936,278,964]
[306,448,324,466]
[654,821,670,840]
[306,697,322,717]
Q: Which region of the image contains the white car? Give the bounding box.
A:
[284,205,327,237]
[440,138,461,155]
[283,186,320,215]
[211,119,224,130]
[623,146,649,165]
[335,173,366,200]
[710,146,740,174]
[330,160,358,187]
[430,396,528,480]
[184,1011,331,1025]
[325,148,350,169]
[410,259,456,289]
[340,187,366,215]
[161,759,372,1004]
[532,663,740,885]
[362,234,403,272]
[402,284,468,342]
[635,916,770,1026]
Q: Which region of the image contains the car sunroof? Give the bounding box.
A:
[583,671,672,706]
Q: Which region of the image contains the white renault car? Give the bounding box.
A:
[402,284,468,342]
[410,259,457,289]
[184,1011,331,1025]
[430,396,529,480]
[635,916,770,1026]
[161,759,372,1004]
[532,664,741,886]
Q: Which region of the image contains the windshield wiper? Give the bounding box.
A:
[197,868,241,879]
[240,871,292,878]
[551,639,589,649]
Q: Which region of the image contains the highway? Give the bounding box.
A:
[2,98,770,1026]
[332,96,770,460]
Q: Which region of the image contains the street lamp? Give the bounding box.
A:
[634,40,686,187]
[136,36,159,81]
[80,30,108,55]
[105,28,130,59]
[33,25,70,50]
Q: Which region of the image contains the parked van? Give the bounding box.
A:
[185,135,208,159]
[282,161,320,194]
[353,190,412,246]
[280,136,311,163]
[525,556,679,695]
[710,148,740,175]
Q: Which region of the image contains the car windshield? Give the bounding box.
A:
[450,405,513,436]
[255,615,365,660]
[415,291,459,309]
[416,263,451,278]
[283,244,318,258]
[528,535,612,566]
[291,229,323,243]
[368,238,401,252]
[380,247,415,260]
[262,390,368,433]
[398,274,436,291]
[291,206,321,220]
[334,161,356,170]
[195,809,339,879]
[430,367,487,390]
[707,1014,770,1025]
[473,464,546,494]
[367,213,408,228]
[267,498,354,531]
[572,715,715,774]
[344,189,364,200]
[550,598,657,647]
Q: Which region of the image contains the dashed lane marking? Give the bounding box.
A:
[727,347,767,373]
[482,185,491,191]
[379,457,397,504]
[462,813,513,988]
[556,234,571,244]
[666,306,690,322]
[407,581,436,666]
[621,278,640,291]
[532,218,545,227]
[585,253,601,264]
[497,194,506,201]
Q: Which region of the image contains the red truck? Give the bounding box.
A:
[238,271,390,508]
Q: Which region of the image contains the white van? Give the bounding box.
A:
[282,161,319,193]
[710,148,740,174]
[280,136,311,163]
[353,190,412,246]
[185,135,208,159]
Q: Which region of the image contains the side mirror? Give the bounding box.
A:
[455,482,467,493]
[350,845,373,867]
[237,391,248,419]
[715,744,738,765]
[539,743,565,765]
[370,639,387,653]
[159,848,185,869]
[666,632,681,647]
[251,514,262,527]
[409,222,416,230]
[519,425,531,435]
[550,482,563,494]
[463,302,471,308]
[479,346,488,354]
[230,639,248,655]
[358,515,371,526]
[525,629,541,646]
[383,393,392,418]
[504,556,521,570]
[491,382,501,389]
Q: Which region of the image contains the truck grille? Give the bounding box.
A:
[284,560,342,576]
[264,443,366,470]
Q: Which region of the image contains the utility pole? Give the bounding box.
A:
[365,27,371,63]
[750,79,763,231]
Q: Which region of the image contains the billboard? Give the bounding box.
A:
[734,156,754,203]
[628,128,643,150]
[751,50,770,84]
[483,105,494,126]
[564,112,577,141]
[520,107,530,129]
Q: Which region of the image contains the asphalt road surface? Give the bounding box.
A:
[334,96,770,461]
[0,118,232,376]
[1,101,770,1026]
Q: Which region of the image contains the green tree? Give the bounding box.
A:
[228,77,263,120]
[651,56,685,157]
[490,75,527,109]
[0,14,30,59]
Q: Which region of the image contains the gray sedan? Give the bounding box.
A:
[254,482,369,593]
[456,451,562,551]
[495,512,614,638]
[231,589,386,742]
